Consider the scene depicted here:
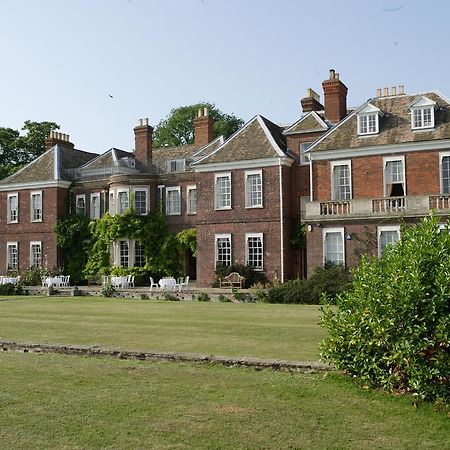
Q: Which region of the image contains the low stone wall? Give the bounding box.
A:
[0,339,333,372]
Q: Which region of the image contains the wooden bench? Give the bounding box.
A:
[219,272,245,289]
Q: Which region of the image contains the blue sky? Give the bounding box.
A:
[0,0,449,153]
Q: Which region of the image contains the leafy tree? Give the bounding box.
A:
[153,102,243,148]
[0,120,59,177]
[320,215,450,405]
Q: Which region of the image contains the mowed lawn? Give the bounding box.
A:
[1,352,449,449]
[0,296,325,361]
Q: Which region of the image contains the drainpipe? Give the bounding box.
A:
[279,158,285,283]
[309,155,314,202]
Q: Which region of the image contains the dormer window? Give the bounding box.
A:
[167,159,185,173]
[410,96,436,130]
[357,103,381,136]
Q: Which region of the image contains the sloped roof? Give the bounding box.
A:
[0,145,97,185]
[195,115,287,165]
[78,148,132,171]
[283,111,328,135]
[311,91,450,152]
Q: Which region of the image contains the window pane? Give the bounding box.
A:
[216,237,231,266]
[216,176,231,208]
[188,188,197,214]
[246,173,262,207]
[32,194,42,221]
[380,230,399,255]
[31,243,42,268]
[91,195,100,219]
[8,196,18,222]
[134,241,145,267]
[119,241,129,267]
[7,244,18,270]
[134,191,147,215]
[167,189,180,215]
[333,165,351,200]
[76,196,85,215]
[325,232,344,265]
[442,156,450,194]
[247,236,263,269]
[118,192,129,214]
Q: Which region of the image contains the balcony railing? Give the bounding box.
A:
[305,194,450,220]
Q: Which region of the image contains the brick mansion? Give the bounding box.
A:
[1,69,450,286]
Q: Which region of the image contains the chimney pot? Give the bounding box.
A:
[329,69,335,79]
[399,85,405,95]
[391,86,397,96]
[335,72,340,80]
[204,107,208,117]
[383,87,389,96]
[197,108,202,118]
[376,88,382,97]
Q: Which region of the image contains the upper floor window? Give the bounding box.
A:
[378,226,400,257]
[30,191,42,222]
[133,189,148,215]
[30,241,42,268]
[246,233,263,270]
[245,170,263,208]
[7,242,18,271]
[187,185,197,215]
[215,173,231,210]
[384,156,405,197]
[215,234,232,267]
[90,193,101,219]
[166,186,181,215]
[117,190,129,214]
[410,96,436,130]
[7,193,18,223]
[357,103,381,136]
[440,152,450,194]
[167,159,185,173]
[323,228,344,266]
[331,161,351,201]
[75,194,86,215]
[300,142,313,165]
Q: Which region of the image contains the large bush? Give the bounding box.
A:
[214,264,268,288]
[320,215,450,404]
[261,264,351,304]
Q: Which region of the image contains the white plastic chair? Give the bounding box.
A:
[174,277,184,291]
[41,276,47,287]
[180,276,190,290]
[149,277,159,292]
[127,275,135,288]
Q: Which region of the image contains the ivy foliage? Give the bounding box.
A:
[320,215,450,405]
[176,228,196,255]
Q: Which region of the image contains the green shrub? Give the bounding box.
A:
[140,294,149,300]
[320,215,450,405]
[20,267,50,286]
[214,264,267,288]
[162,292,179,302]
[101,283,115,298]
[196,293,210,302]
[261,265,351,305]
[218,294,231,303]
[0,283,24,295]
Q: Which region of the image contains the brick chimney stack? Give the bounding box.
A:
[301,88,324,113]
[45,131,75,150]
[322,69,348,124]
[134,118,153,170]
[193,107,213,147]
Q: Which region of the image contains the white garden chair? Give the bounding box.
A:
[127,275,135,288]
[149,277,159,292]
[180,276,190,290]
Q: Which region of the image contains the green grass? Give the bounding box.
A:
[0,296,325,361]
[0,352,448,449]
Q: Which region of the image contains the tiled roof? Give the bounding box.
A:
[311,92,450,152]
[152,144,197,173]
[283,111,328,135]
[195,115,287,165]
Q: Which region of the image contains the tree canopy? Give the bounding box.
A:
[0,120,59,179]
[153,102,244,148]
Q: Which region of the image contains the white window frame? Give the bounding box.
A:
[245,233,264,271]
[75,194,86,216]
[7,193,19,224]
[357,113,379,135]
[30,191,43,222]
[215,233,232,267]
[117,188,130,215]
[30,241,42,268]
[132,187,149,216]
[331,160,352,201]
[215,172,232,210]
[300,142,313,165]
[158,185,165,211]
[166,186,181,216]
[383,156,406,197]
[377,225,400,257]
[167,159,186,173]
[439,152,450,194]
[6,241,18,271]
[411,106,434,130]
[187,185,197,215]
[323,228,345,266]
[245,170,263,208]
[109,191,115,215]
[90,193,101,219]
[134,240,145,267]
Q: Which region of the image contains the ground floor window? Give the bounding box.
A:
[113,240,146,268]
[378,226,400,257]
[119,240,129,267]
[7,242,18,270]
[246,233,263,270]
[134,241,145,267]
[323,228,344,265]
[30,241,42,268]
[215,234,232,267]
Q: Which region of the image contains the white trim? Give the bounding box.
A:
[214,172,232,210]
[245,232,264,271]
[383,155,406,197]
[309,139,450,161]
[215,233,232,267]
[245,170,263,209]
[187,185,197,215]
[330,160,352,201]
[6,241,18,271]
[116,188,130,214]
[323,227,345,266]
[75,194,86,215]
[131,186,149,215]
[357,112,379,136]
[165,186,181,216]
[7,192,19,224]
[439,151,450,194]
[377,225,400,257]
[54,145,60,180]
[111,148,118,165]
[300,142,313,165]
[194,157,293,172]
[90,192,101,219]
[309,159,314,202]
[256,116,286,157]
[30,190,43,222]
[192,135,224,158]
[279,160,285,282]
[283,111,328,135]
[0,180,71,192]
[29,241,42,268]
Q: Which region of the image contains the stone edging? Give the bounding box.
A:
[0,340,334,372]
